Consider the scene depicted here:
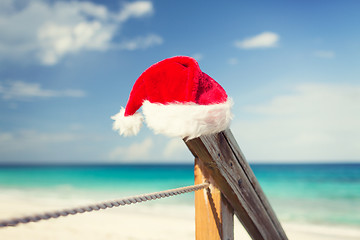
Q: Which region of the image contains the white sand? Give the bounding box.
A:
[1,195,359,240]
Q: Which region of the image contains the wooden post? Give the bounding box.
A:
[185,129,288,240]
[194,157,234,240]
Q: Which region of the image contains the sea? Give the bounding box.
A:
[0,163,359,228]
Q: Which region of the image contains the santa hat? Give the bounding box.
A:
[111,56,233,140]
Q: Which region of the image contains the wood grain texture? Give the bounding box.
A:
[185,129,288,240]
[194,158,234,240]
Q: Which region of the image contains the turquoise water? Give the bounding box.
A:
[0,163,359,227]
[253,164,360,226]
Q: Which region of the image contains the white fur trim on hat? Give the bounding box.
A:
[111,107,144,136]
[142,98,233,140]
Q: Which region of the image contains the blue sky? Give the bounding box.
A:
[0,0,359,164]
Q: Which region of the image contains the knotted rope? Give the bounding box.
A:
[0,182,209,228]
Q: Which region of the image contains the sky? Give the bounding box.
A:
[0,0,359,164]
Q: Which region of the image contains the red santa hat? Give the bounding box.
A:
[111,56,233,140]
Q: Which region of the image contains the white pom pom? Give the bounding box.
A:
[111,107,144,136]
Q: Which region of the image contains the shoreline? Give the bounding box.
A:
[1,196,359,240]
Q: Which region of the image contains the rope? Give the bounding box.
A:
[0,182,209,228]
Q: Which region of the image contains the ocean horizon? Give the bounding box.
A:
[0,162,359,229]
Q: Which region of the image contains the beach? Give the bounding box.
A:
[1,194,360,240]
[0,164,359,239]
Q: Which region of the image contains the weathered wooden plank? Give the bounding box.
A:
[185,129,288,240]
[194,158,234,240]
[222,129,287,238]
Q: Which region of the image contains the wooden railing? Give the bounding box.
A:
[185,129,288,240]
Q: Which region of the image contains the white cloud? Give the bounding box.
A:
[0,132,13,142]
[232,83,360,162]
[37,21,114,65]
[119,34,163,50]
[117,1,153,22]
[108,137,193,163]
[0,129,92,162]
[0,0,157,65]
[163,138,189,159]
[0,130,80,152]
[0,80,85,100]
[314,50,335,59]
[109,137,154,161]
[235,32,279,49]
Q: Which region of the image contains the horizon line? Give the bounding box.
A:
[0,161,359,167]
